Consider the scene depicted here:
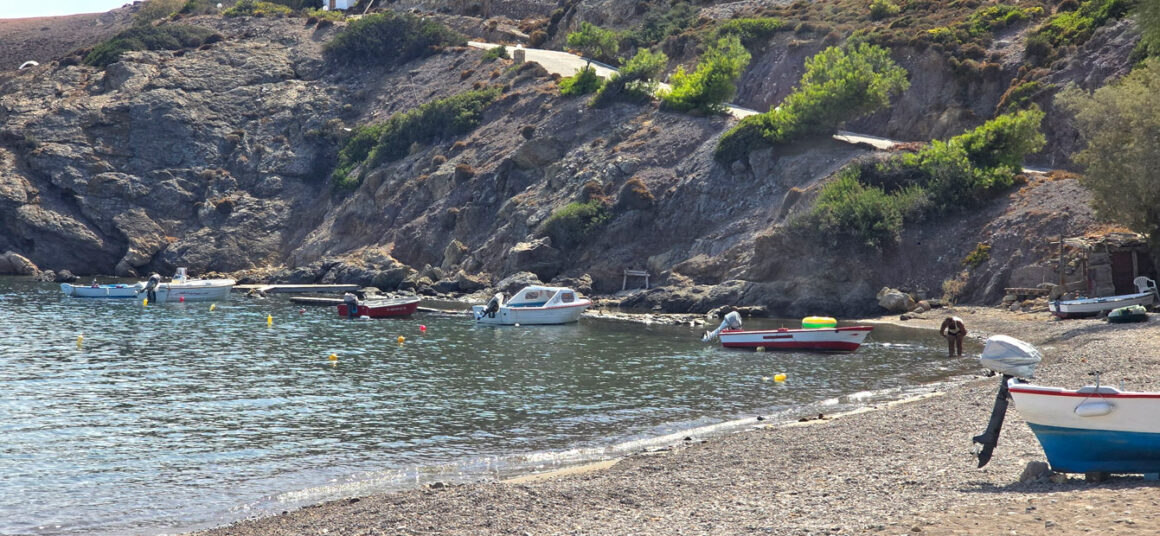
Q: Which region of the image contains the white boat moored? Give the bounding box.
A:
[472,286,590,325]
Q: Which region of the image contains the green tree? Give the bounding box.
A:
[716,43,908,162]
[559,65,604,96]
[1057,59,1160,256]
[1139,0,1160,57]
[566,22,619,66]
[590,48,668,107]
[660,35,751,114]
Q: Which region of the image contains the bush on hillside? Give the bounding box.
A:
[134,0,186,24]
[559,66,604,97]
[481,45,509,63]
[84,24,221,67]
[539,200,611,249]
[793,108,1044,249]
[332,87,502,189]
[868,0,900,21]
[622,1,697,48]
[709,17,785,47]
[1025,0,1132,64]
[590,48,667,107]
[565,22,619,65]
[323,11,465,69]
[223,0,292,17]
[715,43,909,163]
[660,35,751,114]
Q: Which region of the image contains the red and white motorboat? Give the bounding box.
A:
[337,297,421,318]
[703,312,873,352]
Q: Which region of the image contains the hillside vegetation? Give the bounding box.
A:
[0,0,1155,317]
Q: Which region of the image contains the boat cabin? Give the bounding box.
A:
[505,286,580,308]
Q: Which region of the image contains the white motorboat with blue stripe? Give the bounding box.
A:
[472,286,590,325]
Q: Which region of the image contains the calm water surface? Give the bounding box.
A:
[0,277,980,535]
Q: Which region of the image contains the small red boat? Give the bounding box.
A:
[337,297,421,318]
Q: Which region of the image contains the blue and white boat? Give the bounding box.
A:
[972,334,1160,474]
[1007,379,1160,473]
[61,281,148,298]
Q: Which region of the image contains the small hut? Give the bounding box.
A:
[1056,232,1156,297]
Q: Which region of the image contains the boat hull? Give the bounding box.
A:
[61,282,144,298]
[1010,382,1160,473]
[156,279,235,303]
[337,298,420,318]
[472,302,589,325]
[1049,291,1155,318]
[718,326,873,352]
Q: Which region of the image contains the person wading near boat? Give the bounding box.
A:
[139,272,161,303]
[343,292,359,318]
[940,315,967,357]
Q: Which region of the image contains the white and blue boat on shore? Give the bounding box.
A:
[61,281,148,298]
[973,334,1160,474]
[1007,378,1160,473]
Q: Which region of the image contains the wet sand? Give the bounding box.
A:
[192,306,1160,535]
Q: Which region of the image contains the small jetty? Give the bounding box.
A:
[234,284,360,294]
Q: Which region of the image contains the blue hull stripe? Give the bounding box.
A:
[1028,424,1160,473]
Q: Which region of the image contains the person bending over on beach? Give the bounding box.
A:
[939,316,967,357]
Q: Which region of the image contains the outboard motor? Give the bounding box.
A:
[479,293,503,319]
[972,335,1042,467]
[702,311,743,342]
[343,292,359,318]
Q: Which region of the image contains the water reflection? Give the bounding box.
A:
[0,277,979,535]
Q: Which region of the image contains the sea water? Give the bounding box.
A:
[0,277,980,535]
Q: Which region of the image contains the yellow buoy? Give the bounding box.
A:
[802,316,837,329]
[76,334,83,349]
[210,303,216,311]
[267,314,273,327]
[774,373,787,382]
[142,298,148,306]
[329,353,338,361]
[397,336,405,343]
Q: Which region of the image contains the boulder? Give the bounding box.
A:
[502,238,562,281]
[877,287,916,313]
[0,251,39,275]
[495,271,543,296]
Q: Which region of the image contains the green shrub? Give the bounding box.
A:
[84,24,221,67]
[223,0,292,17]
[566,22,619,65]
[1027,0,1132,59]
[623,1,697,48]
[710,17,786,47]
[178,0,221,15]
[332,87,502,188]
[715,43,908,162]
[323,11,465,69]
[964,243,992,268]
[590,48,667,107]
[303,7,344,21]
[795,108,1044,248]
[481,45,509,62]
[559,65,604,97]
[539,200,611,248]
[797,167,913,248]
[868,0,900,21]
[660,35,751,114]
[135,0,186,24]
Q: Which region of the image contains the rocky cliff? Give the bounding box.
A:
[0,1,1140,316]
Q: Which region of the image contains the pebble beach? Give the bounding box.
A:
[192,306,1160,535]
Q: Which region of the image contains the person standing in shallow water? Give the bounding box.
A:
[940,315,967,357]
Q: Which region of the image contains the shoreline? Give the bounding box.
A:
[191,305,1160,536]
